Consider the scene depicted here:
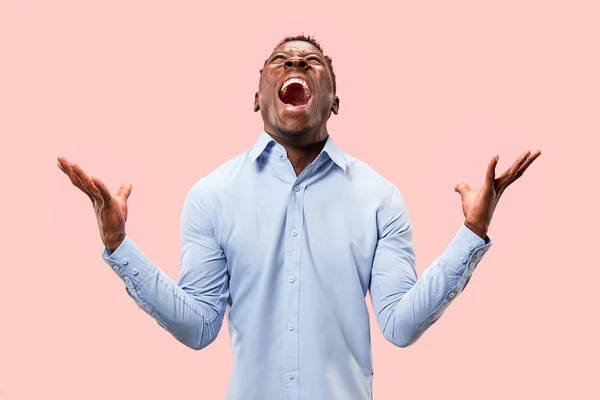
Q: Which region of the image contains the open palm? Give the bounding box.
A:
[57,156,132,252]
[454,150,541,238]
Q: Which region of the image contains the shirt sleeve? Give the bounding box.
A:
[101,182,229,350]
[369,185,492,347]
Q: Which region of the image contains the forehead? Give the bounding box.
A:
[271,40,323,57]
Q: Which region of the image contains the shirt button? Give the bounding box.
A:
[291,229,298,237]
[294,185,300,192]
[289,276,295,283]
[468,245,474,251]
[470,262,476,268]
[288,373,295,380]
[461,257,467,264]
[288,324,294,331]
[122,258,129,265]
[132,268,139,276]
[448,292,455,299]
[477,250,483,257]
[113,265,120,272]
[124,276,130,282]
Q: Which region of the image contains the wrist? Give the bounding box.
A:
[104,232,126,253]
[464,221,487,239]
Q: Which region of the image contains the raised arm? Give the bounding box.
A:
[57,157,228,350]
[369,186,491,347]
[370,150,540,347]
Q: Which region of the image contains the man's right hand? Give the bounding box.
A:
[57,156,132,253]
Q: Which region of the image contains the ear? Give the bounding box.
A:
[254,92,260,112]
[331,96,340,115]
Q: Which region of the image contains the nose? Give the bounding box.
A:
[284,57,310,70]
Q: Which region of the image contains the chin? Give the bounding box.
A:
[274,123,313,139]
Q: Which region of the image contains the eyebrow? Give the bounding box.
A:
[270,51,323,59]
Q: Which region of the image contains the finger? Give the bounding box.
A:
[91,176,113,205]
[58,157,93,197]
[71,162,103,203]
[57,156,70,175]
[502,150,541,188]
[497,150,541,197]
[485,155,499,186]
[116,182,133,201]
[495,150,530,188]
[454,183,470,199]
[57,156,67,173]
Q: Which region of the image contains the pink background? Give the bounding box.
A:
[1,0,598,399]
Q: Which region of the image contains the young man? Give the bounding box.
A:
[57,35,540,400]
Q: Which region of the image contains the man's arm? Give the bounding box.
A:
[101,182,229,350]
[370,149,541,347]
[369,185,492,348]
[58,154,228,350]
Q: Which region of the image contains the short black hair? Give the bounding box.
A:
[260,34,336,94]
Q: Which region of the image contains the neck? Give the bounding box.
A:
[266,129,328,176]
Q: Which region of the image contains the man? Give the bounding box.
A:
[57,35,540,400]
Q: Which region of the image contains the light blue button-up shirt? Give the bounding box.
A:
[102,131,492,400]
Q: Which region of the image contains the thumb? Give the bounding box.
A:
[454,183,470,199]
[117,182,133,200]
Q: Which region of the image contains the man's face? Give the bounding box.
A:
[254,40,339,140]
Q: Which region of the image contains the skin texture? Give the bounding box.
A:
[456,150,541,238]
[254,40,339,176]
[57,38,541,252]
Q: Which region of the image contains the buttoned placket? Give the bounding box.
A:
[279,152,327,400]
[282,179,304,398]
[264,144,332,398]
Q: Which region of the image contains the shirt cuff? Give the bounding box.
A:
[101,235,157,307]
[416,223,493,330]
[101,234,154,282]
[441,222,493,277]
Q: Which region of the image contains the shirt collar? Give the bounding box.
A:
[249,130,276,162]
[321,135,347,173]
[250,130,347,173]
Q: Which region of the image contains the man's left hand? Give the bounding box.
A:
[454,150,542,239]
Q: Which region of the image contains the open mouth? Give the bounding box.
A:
[278,77,312,107]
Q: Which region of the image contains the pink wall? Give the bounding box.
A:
[0,0,597,398]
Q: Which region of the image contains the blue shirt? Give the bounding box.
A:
[102,130,492,400]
